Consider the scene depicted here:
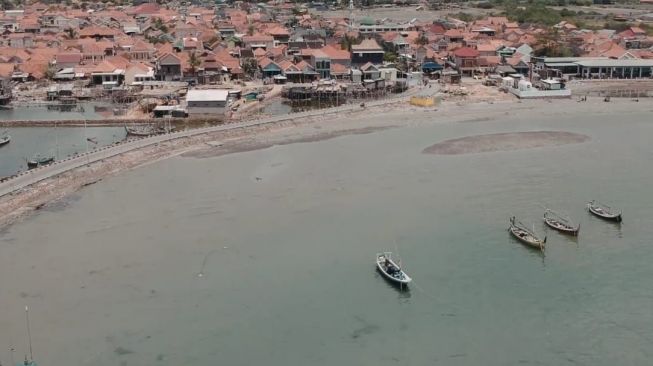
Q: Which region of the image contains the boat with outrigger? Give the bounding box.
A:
[587,200,622,222]
[376,252,412,286]
[26,155,55,169]
[125,123,174,137]
[509,216,546,251]
[5,306,39,366]
[543,209,580,236]
[0,130,10,147]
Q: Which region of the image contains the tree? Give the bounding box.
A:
[206,35,220,46]
[241,58,259,80]
[64,28,77,40]
[153,17,165,31]
[383,51,397,63]
[415,32,429,46]
[44,64,57,80]
[340,34,357,52]
[247,24,255,36]
[534,28,573,57]
[188,51,201,75]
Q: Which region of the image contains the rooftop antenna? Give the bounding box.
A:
[25,306,33,364]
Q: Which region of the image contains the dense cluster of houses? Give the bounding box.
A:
[0,1,652,97]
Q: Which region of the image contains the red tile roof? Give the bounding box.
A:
[453,47,479,58]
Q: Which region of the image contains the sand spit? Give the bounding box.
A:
[423,131,591,155]
[184,126,392,158]
[0,108,396,229]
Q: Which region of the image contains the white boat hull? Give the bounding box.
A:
[376,253,412,285]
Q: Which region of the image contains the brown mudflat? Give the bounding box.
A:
[423,131,590,155]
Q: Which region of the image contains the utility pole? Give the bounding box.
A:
[348,0,354,31]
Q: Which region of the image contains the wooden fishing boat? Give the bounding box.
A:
[125,124,158,137]
[376,252,412,285]
[509,216,546,251]
[27,155,55,169]
[587,200,622,222]
[0,134,10,147]
[543,209,579,236]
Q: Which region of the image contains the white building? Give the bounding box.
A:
[186,89,229,117]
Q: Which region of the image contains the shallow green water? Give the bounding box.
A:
[1,105,652,366]
[0,127,126,176]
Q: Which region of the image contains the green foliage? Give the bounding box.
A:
[44,65,57,80]
[339,34,358,51]
[450,12,478,23]
[603,21,653,36]
[152,17,168,33]
[603,21,632,33]
[241,58,259,79]
[507,3,562,26]
[64,27,77,39]
[475,1,494,9]
[415,32,429,46]
[533,27,575,56]
[383,51,397,63]
[188,51,201,73]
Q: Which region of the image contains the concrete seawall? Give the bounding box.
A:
[0,117,224,128]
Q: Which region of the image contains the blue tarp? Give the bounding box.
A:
[422,62,443,72]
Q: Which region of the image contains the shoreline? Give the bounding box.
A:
[0,97,650,230]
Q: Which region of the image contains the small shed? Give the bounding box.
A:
[273,74,287,84]
[186,89,229,116]
[350,69,362,83]
[153,105,177,117]
[495,65,517,77]
[441,70,461,84]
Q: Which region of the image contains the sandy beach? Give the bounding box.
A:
[0,97,651,230]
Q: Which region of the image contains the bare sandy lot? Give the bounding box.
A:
[423,131,591,155]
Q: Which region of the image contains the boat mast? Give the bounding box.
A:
[25,306,33,363]
[55,121,59,160]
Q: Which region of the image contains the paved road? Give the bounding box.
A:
[0,91,429,198]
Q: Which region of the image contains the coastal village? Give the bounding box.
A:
[1,2,653,365]
[0,0,651,123]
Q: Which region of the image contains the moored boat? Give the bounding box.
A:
[376,252,412,285]
[0,134,10,147]
[587,200,622,222]
[27,155,55,169]
[543,209,579,236]
[125,124,158,137]
[509,216,546,251]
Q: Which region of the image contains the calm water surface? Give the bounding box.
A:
[0,127,126,176]
[0,106,652,365]
[0,102,115,121]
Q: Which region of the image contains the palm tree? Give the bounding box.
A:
[64,28,77,40]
